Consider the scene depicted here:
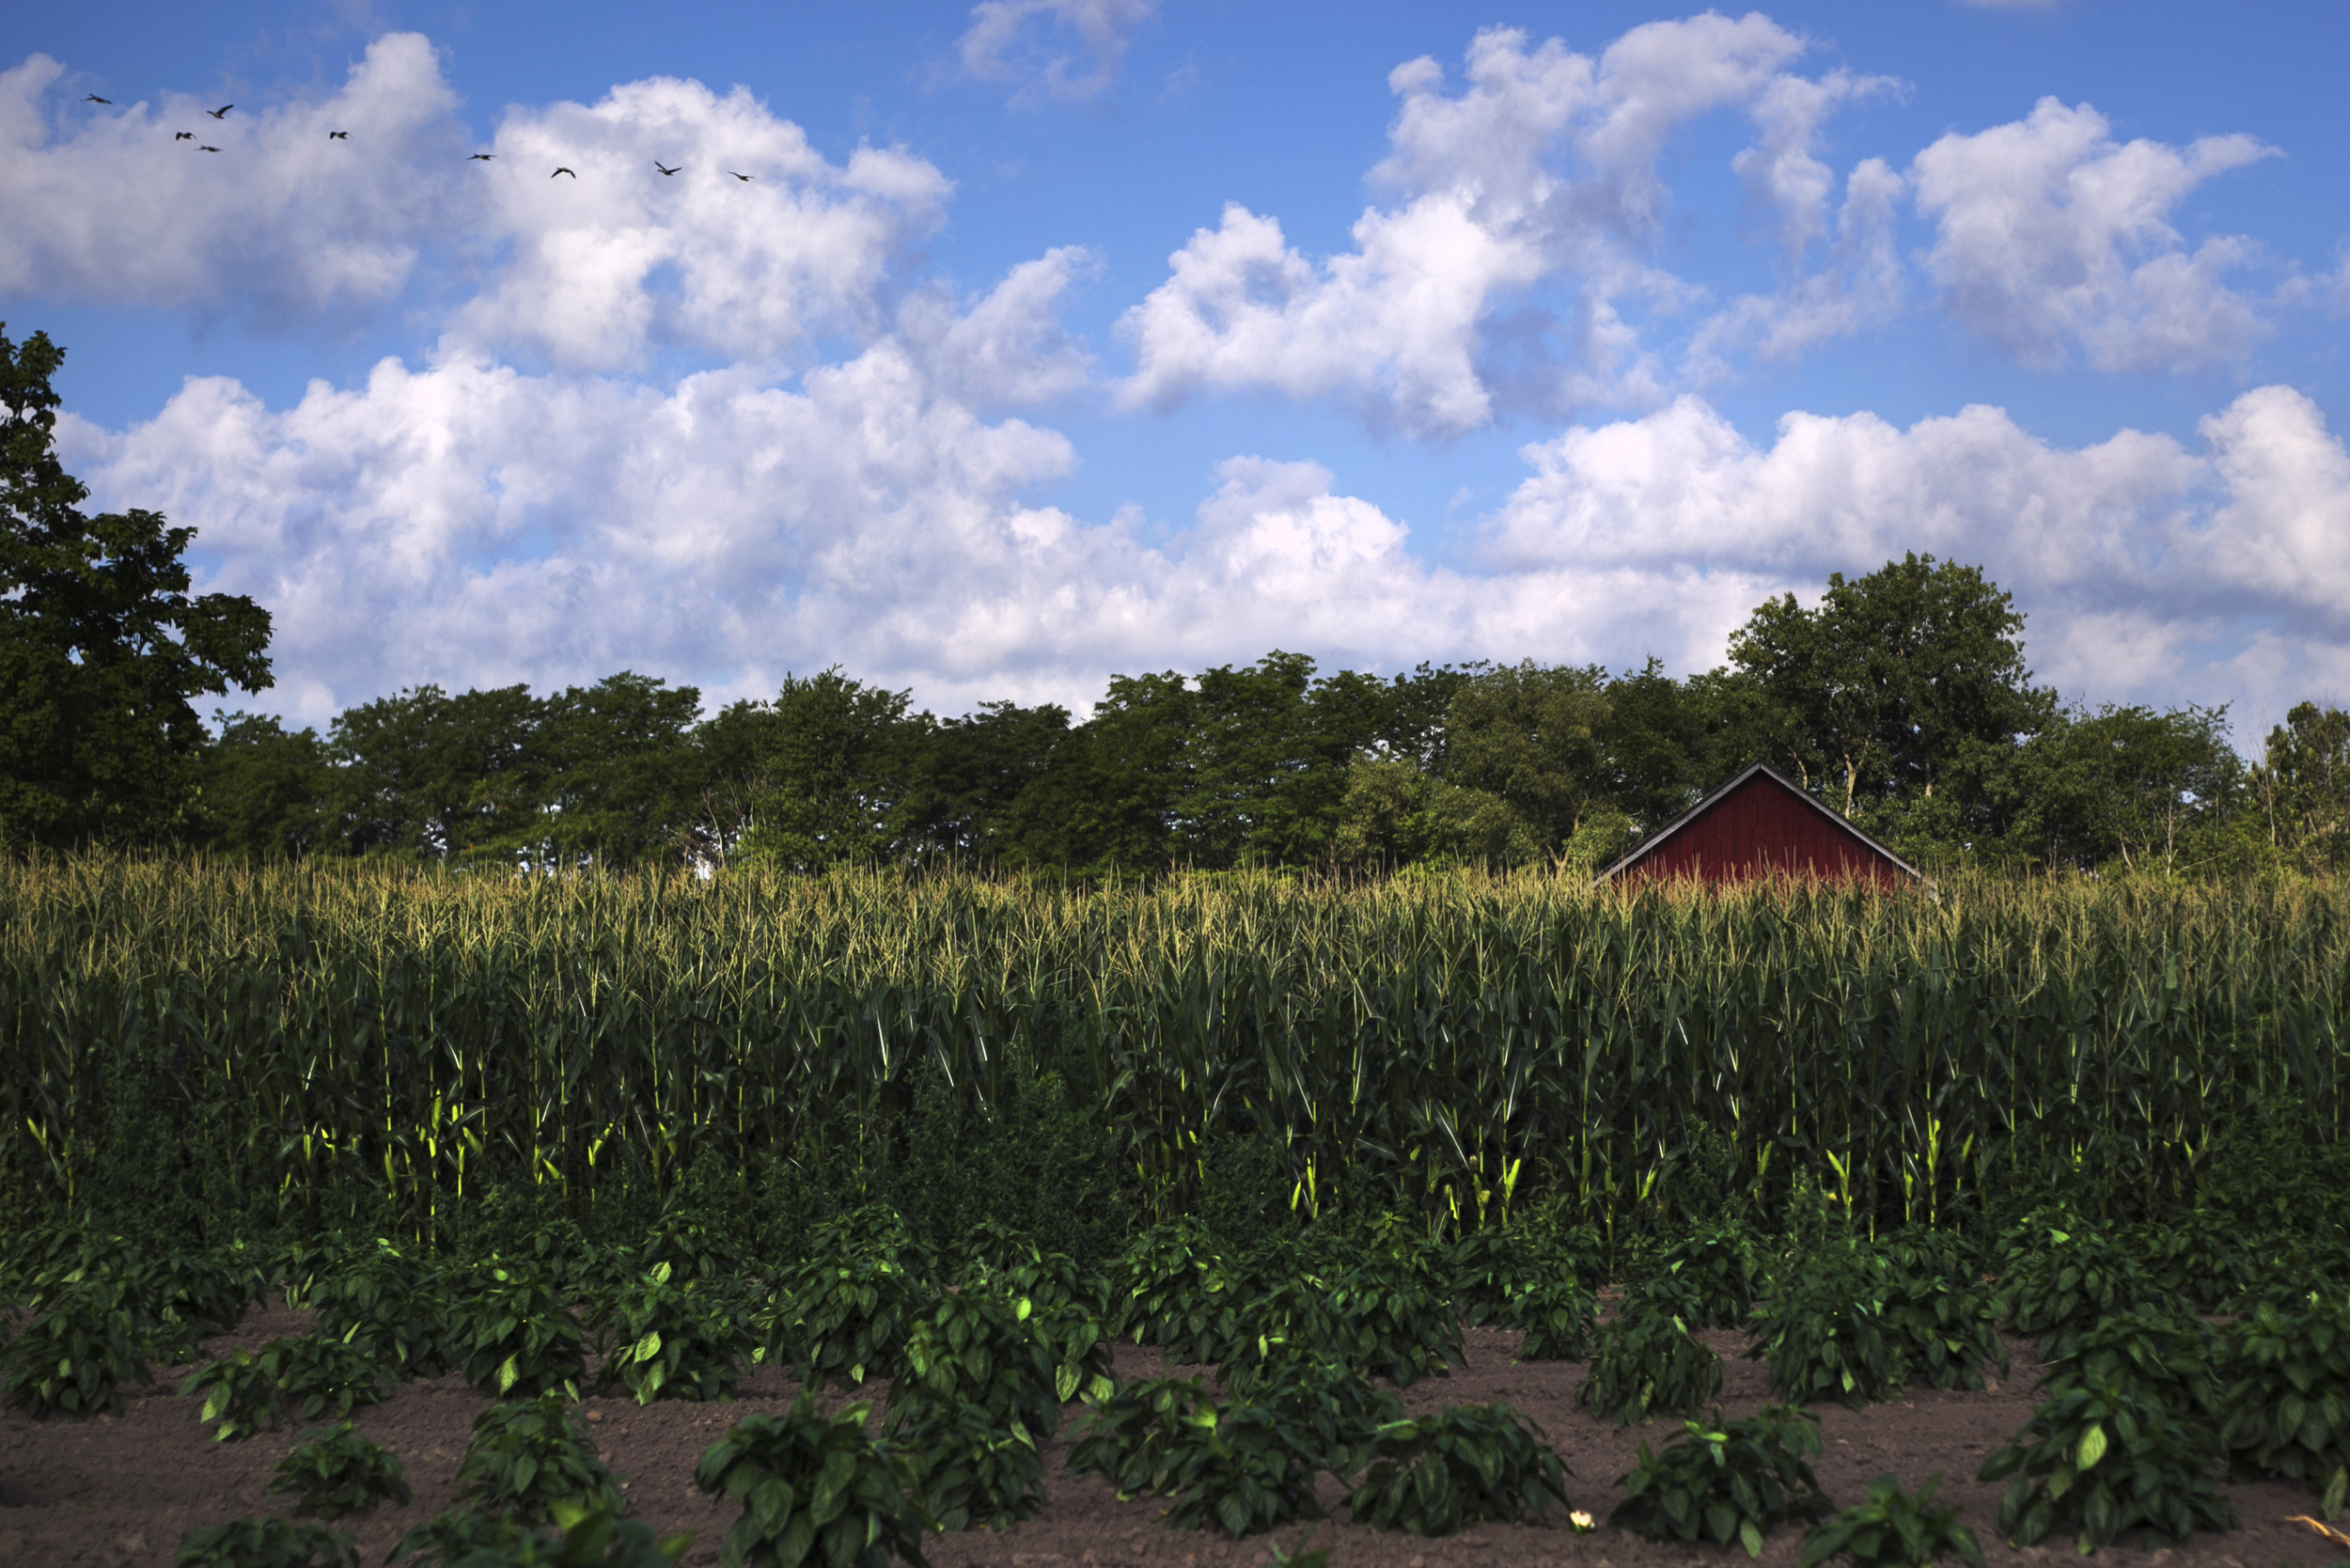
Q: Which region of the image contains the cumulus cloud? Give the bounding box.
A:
[1120,18,1897,436]
[896,245,1099,410]
[1734,70,1903,257]
[0,40,953,368]
[1910,98,2279,373]
[43,239,1494,718]
[67,303,2350,735]
[21,26,2349,742]
[1488,384,2350,719]
[957,0,1158,104]
[0,35,465,322]
[1687,155,1904,373]
[448,77,951,370]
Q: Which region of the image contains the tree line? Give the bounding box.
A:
[185,566,2348,877]
[6,323,2346,876]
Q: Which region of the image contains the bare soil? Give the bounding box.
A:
[1,1305,2340,1567]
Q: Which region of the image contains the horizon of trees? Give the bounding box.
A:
[187,552,2350,879]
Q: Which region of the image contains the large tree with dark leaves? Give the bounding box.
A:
[0,327,274,846]
[1728,553,2055,820]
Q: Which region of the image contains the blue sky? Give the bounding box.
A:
[7,0,2348,740]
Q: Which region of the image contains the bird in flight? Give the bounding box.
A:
[198,145,221,152]
[469,152,494,162]
[552,166,576,179]
[175,131,195,141]
[206,103,233,119]
[654,161,681,176]
[84,94,113,105]
[329,131,349,140]
[727,170,752,181]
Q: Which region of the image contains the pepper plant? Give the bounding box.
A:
[1798,1471,1984,1568]
[458,1266,589,1401]
[174,1516,358,1568]
[595,1262,756,1404]
[1647,1219,1763,1330]
[1994,1212,2175,1361]
[1976,1368,2238,1551]
[692,1394,931,1568]
[269,1421,415,1519]
[1748,1247,1908,1410]
[895,1284,1109,1450]
[390,1499,689,1567]
[1113,1218,1246,1363]
[1148,1394,1330,1538]
[0,1277,150,1418]
[765,1254,930,1390]
[890,1395,1049,1531]
[1610,1403,1836,1558]
[1065,1375,1218,1497]
[454,1390,625,1526]
[1509,1278,1599,1361]
[309,1243,457,1381]
[1577,1293,1722,1425]
[1218,1351,1404,1473]
[180,1334,388,1441]
[1879,1268,2006,1393]
[2219,1294,2350,1517]
[1318,1258,1464,1387]
[1343,1403,1573,1536]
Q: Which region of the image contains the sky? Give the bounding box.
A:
[6,0,2349,744]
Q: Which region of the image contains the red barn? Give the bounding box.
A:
[1594,761,1922,888]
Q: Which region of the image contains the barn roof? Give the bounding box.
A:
[1591,760,1925,886]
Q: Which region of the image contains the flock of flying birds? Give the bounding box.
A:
[79,91,755,180]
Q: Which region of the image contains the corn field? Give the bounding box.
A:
[2,856,2345,1247]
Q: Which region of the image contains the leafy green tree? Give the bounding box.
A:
[733,668,919,871]
[895,699,1073,863]
[531,671,703,867]
[1,325,274,846]
[192,713,334,858]
[2249,702,2350,873]
[1441,661,1617,857]
[684,696,784,863]
[1333,754,1523,869]
[1729,554,2055,820]
[1000,670,1193,871]
[326,683,547,860]
[1374,662,1480,773]
[2003,704,2243,872]
[1167,652,1392,866]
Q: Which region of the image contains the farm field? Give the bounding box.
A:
[5,860,2350,1565]
[1,1306,2343,1568]
[7,858,2350,1252]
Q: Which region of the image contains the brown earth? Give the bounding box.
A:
[0,1304,2341,1568]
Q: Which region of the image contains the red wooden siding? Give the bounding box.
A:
[1618,771,1906,886]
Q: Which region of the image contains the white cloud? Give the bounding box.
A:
[1687,155,1905,373]
[957,0,1159,105]
[1120,19,1895,436]
[56,243,1503,718]
[1734,71,1903,257]
[896,245,1099,410]
[57,306,2350,736]
[0,41,954,369]
[22,27,2350,743]
[448,76,951,370]
[1487,384,2350,724]
[1910,97,2278,373]
[0,36,465,321]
